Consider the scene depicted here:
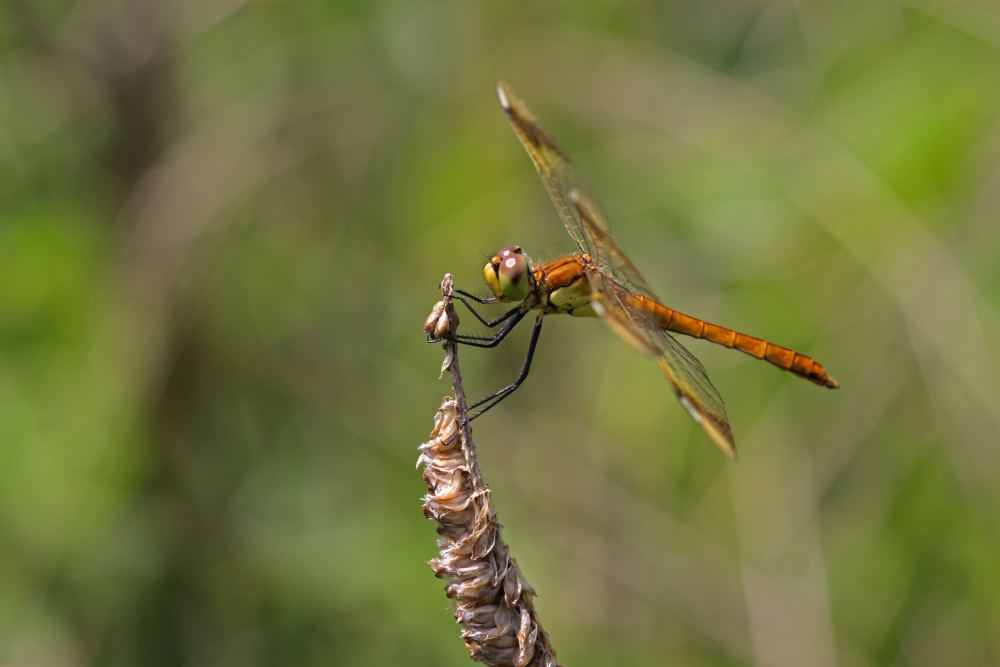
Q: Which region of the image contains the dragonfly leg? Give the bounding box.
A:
[450,296,521,329]
[454,289,498,305]
[449,309,527,348]
[468,313,544,420]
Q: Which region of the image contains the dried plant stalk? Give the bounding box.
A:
[419,274,560,667]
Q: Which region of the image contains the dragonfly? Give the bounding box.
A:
[435,80,839,457]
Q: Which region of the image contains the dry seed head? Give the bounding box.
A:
[424,300,446,335]
[434,310,453,339]
[423,298,456,339]
[419,398,558,666]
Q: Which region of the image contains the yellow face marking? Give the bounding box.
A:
[483,260,503,299]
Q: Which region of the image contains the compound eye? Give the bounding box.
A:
[498,251,527,283]
[497,244,523,260]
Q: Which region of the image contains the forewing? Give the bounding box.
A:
[496,81,592,256]
[569,187,655,298]
[496,81,658,301]
[587,270,736,457]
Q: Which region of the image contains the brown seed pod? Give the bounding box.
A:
[424,300,446,335]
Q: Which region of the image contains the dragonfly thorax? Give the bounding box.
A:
[484,245,534,302]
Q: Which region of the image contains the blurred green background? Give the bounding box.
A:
[2,1,999,665]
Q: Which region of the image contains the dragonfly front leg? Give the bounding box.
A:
[449,308,527,348]
[454,289,498,305]
[468,313,544,420]
[426,291,517,344]
[449,295,521,329]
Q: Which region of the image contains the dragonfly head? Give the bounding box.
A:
[484,245,532,302]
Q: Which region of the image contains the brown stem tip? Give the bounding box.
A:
[418,274,560,667]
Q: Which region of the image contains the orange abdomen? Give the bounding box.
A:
[635,296,839,388]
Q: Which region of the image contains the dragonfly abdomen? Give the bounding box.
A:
[638,297,839,389]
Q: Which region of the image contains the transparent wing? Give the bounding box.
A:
[586,269,736,457]
[496,80,657,300]
[569,186,656,299]
[497,80,591,256]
